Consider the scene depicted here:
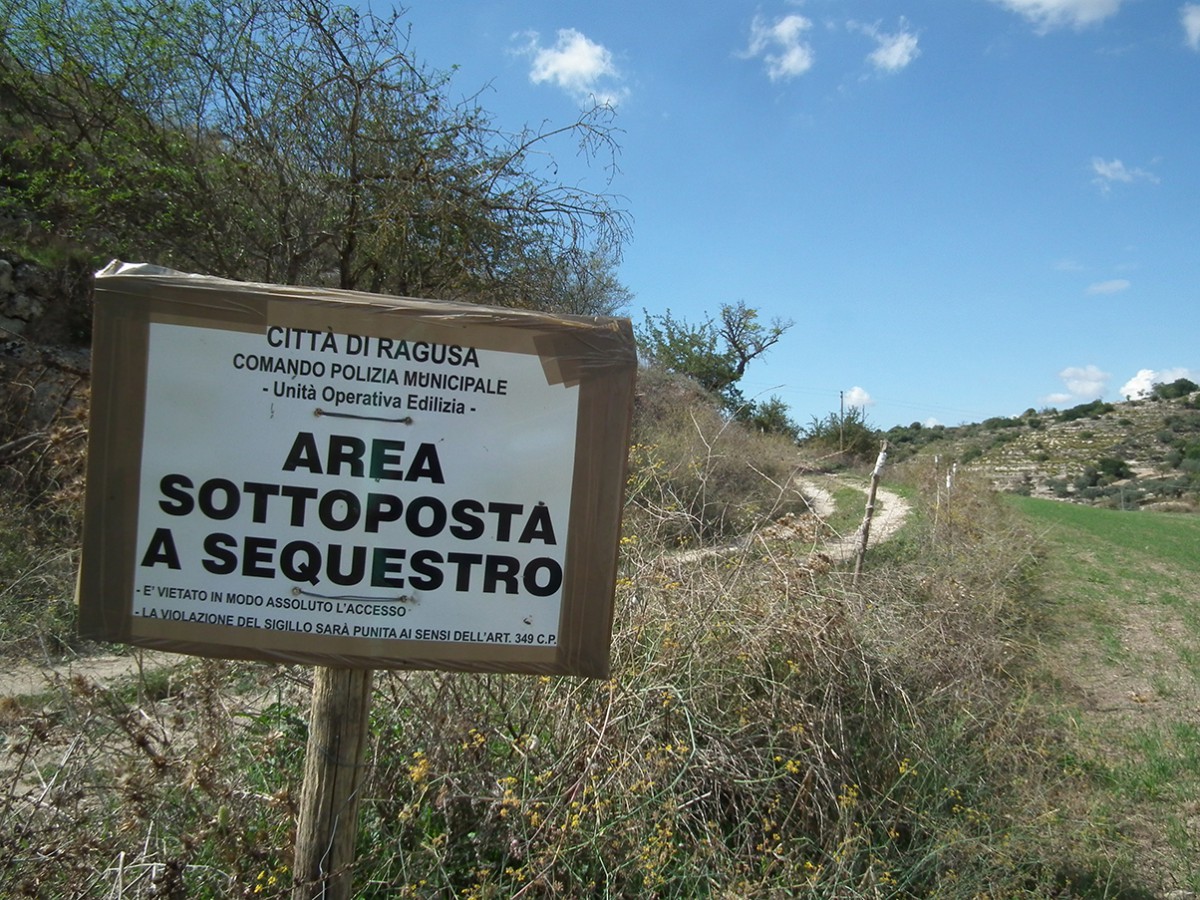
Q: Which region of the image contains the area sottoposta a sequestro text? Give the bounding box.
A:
[138,431,567,597]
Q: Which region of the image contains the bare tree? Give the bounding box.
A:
[717,301,792,381]
[0,0,630,311]
[637,301,794,413]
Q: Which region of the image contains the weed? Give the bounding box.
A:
[0,506,78,658]
[0,387,1186,896]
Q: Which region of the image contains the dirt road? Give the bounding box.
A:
[798,478,911,561]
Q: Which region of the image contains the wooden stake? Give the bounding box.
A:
[852,441,889,586]
[292,667,374,900]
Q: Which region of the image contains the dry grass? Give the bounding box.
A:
[0,350,89,518]
[625,367,808,547]
[0,381,1164,897]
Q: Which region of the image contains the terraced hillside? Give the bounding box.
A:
[885,389,1200,509]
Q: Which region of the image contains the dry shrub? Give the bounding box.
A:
[626,366,805,547]
[3,551,922,898]
[0,356,89,656]
[335,457,1074,897]
[338,459,1092,899]
[0,659,311,898]
[0,345,89,523]
[352,543,924,898]
[855,458,1043,703]
[0,379,1124,897]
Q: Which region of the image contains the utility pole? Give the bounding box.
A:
[839,390,845,454]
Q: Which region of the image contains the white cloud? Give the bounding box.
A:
[1183,4,1200,50]
[1119,367,1199,398]
[522,29,627,107]
[1056,364,1111,402]
[744,14,816,81]
[988,0,1124,31]
[1119,369,1156,399]
[852,19,922,73]
[1091,157,1159,193]
[1085,278,1131,295]
[845,386,875,408]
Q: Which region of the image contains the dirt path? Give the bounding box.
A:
[674,476,911,565]
[800,478,911,562]
[0,650,184,700]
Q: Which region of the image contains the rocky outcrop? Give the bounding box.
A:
[0,249,94,347]
[0,250,93,502]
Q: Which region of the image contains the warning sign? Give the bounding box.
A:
[79,264,636,677]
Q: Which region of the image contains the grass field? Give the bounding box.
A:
[1007,496,1200,895]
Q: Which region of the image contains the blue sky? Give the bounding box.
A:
[393,0,1200,429]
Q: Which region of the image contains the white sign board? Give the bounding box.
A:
[80,265,636,676]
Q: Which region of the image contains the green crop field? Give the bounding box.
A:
[1008,496,1200,894]
[1011,496,1200,577]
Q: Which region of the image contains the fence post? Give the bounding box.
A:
[852,441,890,586]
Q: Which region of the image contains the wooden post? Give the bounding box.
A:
[852,441,889,586]
[292,667,375,900]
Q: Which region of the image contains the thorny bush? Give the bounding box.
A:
[0,379,1141,897]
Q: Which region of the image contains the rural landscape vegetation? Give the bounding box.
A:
[2,1,1200,896]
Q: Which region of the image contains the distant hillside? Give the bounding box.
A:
[885,390,1200,510]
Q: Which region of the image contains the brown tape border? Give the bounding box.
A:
[78,267,636,677]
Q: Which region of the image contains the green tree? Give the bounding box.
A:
[1152,378,1200,401]
[515,243,632,317]
[636,301,793,411]
[742,395,800,441]
[801,405,879,462]
[0,0,629,311]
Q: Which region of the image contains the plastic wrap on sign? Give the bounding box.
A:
[77,262,637,677]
